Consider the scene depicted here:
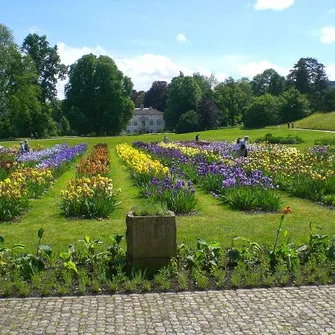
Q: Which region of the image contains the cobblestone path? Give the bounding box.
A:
[0,286,334,334]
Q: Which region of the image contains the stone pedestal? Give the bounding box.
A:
[126,211,176,268]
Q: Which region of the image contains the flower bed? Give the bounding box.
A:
[0,143,87,221]
[60,143,119,218]
[116,143,197,214]
[76,143,110,178]
[133,141,281,212]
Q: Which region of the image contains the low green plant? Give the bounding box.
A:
[193,270,209,290]
[221,186,282,212]
[131,202,169,216]
[255,133,304,144]
[177,270,189,290]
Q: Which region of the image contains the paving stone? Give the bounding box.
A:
[0,286,335,334]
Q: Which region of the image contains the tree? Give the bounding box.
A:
[244,94,280,128]
[196,97,220,130]
[144,81,168,112]
[22,34,67,102]
[165,75,202,129]
[193,73,217,98]
[324,88,335,112]
[65,54,134,135]
[251,69,285,96]
[287,57,328,111]
[279,87,311,123]
[214,77,253,126]
[0,24,17,121]
[0,24,45,138]
[175,110,199,134]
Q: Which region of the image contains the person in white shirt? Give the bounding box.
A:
[239,136,249,157]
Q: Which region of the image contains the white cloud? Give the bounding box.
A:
[321,27,335,44]
[56,42,205,98]
[56,43,290,99]
[326,64,335,81]
[254,0,294,11]
[328,8,335,14]
[237,60,289,78]
[176,33,188,43]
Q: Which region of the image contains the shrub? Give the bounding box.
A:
[221,186,282,212]
[255,133,304,144]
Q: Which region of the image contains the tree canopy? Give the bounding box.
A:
[22,34,67,103]
[64,54,134,135]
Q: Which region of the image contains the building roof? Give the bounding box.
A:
[134,107,163,116]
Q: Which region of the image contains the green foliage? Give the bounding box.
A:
[244,94,281,128]
[214,77,253,126]
[175,110,200,134]
[221,186,282,212]
[279,87,311,122]
[144,81,168,112]
[324,88,335,112]
[286,57,328,112]
[131,202,169,216]
[252,68,285,96]
[65,54,134,135]
[255,133,304,144]
[165,75,202,129]
[22,33,67,103]
[196,97,220,131]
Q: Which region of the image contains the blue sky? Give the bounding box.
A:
[1,0,335,97]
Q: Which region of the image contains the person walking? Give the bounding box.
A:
[239,135,249,157]
[19,141,25,155]
[24,139,30,152]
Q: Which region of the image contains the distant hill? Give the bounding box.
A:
[295,111,335,131]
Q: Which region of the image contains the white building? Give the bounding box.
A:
[125,106,165,134]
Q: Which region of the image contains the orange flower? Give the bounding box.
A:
[282,205,292,214]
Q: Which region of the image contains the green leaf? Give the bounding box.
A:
[114,234,123,245]
[38,228,45,239]
[64,260,78,274]
[0,236,4,244]
[38,245,52,258]
[12,243,25,250]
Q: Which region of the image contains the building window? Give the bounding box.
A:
[149,120,154,126]
[157,120,161,126]
[142,120,145,126]
[134,121,137,126]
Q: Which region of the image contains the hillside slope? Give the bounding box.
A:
[295,112,335,131]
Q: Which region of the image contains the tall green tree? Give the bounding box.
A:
[65,54,134,135]
[193,72,217,98]
[165,75,202,129]
[0,24,45,138]
[287,57,328,111]
[214,77,253,126]
[244,94,281,128]
[252,69,285,96]
[324,88,335,112]
[144,81,168,111]
[175,110,199,134]
[196,97,220,130]
[279,87,311,123]
[22,34,67,102]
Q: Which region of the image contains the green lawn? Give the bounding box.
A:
[295,111,335,131]
[1,127,335,253]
